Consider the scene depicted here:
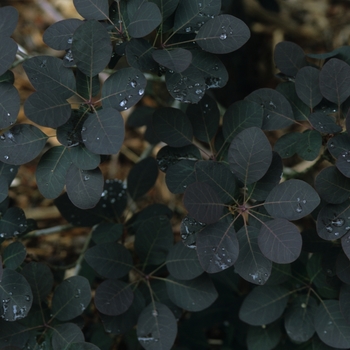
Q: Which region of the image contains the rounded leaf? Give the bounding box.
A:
[51,276,91,321]
[247,323,281,350]
[73,0,109,20]
[0,83,19,129]
[52,323,84,350]
[0,6,19,37]
[152,48,192,73]
[0,38,17,76]
[2,242,26,270]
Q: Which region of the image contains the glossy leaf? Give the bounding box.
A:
[21,262,53,305]
[196,221,238,273]
[0,38,17,77]
[222,100,263,143]
[43,19,82,50]
[82,108,124,155]
[127,1,162,38]
[319,58,350,105]
[2,242,26,270]
[264,179,320,220]
[248,152,283,201]
[166,242,203,280]
[84,242,133,279]
[36,146,71,199]
[245,88,295,130]
[258,219,302,263]
[296,129,322,161]
[295,66,323,108]
[127,157,158,199]
[180,215,206,248]
[0,207,26,239]
[234,226,272,285]
[314,300,350,348]
[165,160,196,194]
[165,66,206,104]
[51,276,91,321]
[0,6,19,37]
[153,48,192,73]
[73,0,109,20]
[137,302,177,350]
[125,38,158,72]
[273,132,299,159]
[284,295,317,342]
[195,161,236,203]
[317,201,350,240]
[153,107,193,147]
[101,67,146,111]
[247,322,281,350]
[239,285,289,326]
[196,15,250,54]
[95,279,133,316]
[52,323,84,350]
[191,50,229,89]
[23,56,76,99]
[91,223,123,244]
[328,133,350,159]
[186,94,220,143]
[228,127,272,185]
[336,148,350,178]
[166,274,218,312]
[0,83,19,128]
[274,41,306,77]
[309,112,341,134]
[315,166,350,204]
[66,165,104,209]
[69,145,100,171]
[71,20,112,77]
[134,216,174,266]
[0,124,47,165]
[183,182,223,224]
[0,269,33,321]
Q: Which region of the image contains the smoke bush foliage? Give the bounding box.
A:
[1,0,350,349]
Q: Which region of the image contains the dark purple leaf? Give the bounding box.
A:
[319,58,350,105]
[336,252,350,284]
[273,41,307,77]
[340,284,350,324]
[165,160,197,194]
[328,133,350,159]
[196,221,238,273]
[196,15,250,54]
[228,126,272,185]
[183,182,223,224]
[309,111,342,134]
[342,232,350,260]
[0,83,19,129]
[152,48,192,73]
[0,207,27,239]
[52,323,84,349]
[264,179,320,220]
[125,38,158,72]
[258,219,302,263]
[296,130,322,161]
[2,242,26,270]
[247,323,281,350]
[274,132,302,158]
[76,70,100,99]
[69,145,100,171]
[73,0,109,20]
[0,38,17,76]
[95,280,133,316]
[0,6,19,37]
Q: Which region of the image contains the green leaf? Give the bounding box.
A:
[21,262,53,305]
[36,146,72,199]
[23,56,76,99]
[66,165,104,209]
[222,100,263,143]
[125,38,158,72]
[0,176,9,205]
[52,323,84,350]
[127,157,158,200]
[0,269,33,321]
[166,274,218,311]
[315,166,350,204]
[284,295,317,342]
[84,242,133,279]
[0,70,14,84]
[196,15,250,54]
[71,20,112,77]
[319,58,350,105]
[183,182,223,224]
[51,276,91,321]
[274,132,302,158]
[196,221,238,273]
[95,279,133,316]
[247,322,281,350]
[153,107,193,147]
[0,207,27,239]
[166,242,204,280]
[264,179,320,220]
[127,1,162,38]
[0,124,48,165]
[186,94,220,143]
[0,319,32,347]
[91,223,123,244]
[0,83,20,128]
[0,38,17,76]
[165,160,197,194]
[234,226,272,285]
[2,242,26,270]
[43,18,82,50]
[153,48,192,73]
[245,88,295,130]
[296,129,322,161]
[309,112,342,134]
[73,0,109,20]
[228,126,272,185]
[0,162,18,186]
[137,302,177,350]
[239,285,289,326]
[314,300,350,348]
[134,216,174,266]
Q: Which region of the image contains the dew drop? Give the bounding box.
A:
[0,135,5,140]
[81,126,86,132]
[269,101,277,109]
[84,175,90,181]
[152,309,158,317]
[296,203,302,213]
[195,89,203,95]
[4,155,9,160]
[138,88,144,95]
[219,33,227,40]
[130,80,137,88]
[64,50,74,62]
[67,37,73,44]
[326,225,333,233]
[185,26,192,33]
[119,98,128,107]
[25,295,30,301]
[331,218,344,227]
[40,59,47,68]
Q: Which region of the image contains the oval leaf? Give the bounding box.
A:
[2,242,26,270]
[52,323,84,350]
[0,83,19,128]
[152,48,192,73]
[73,0,109,20]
